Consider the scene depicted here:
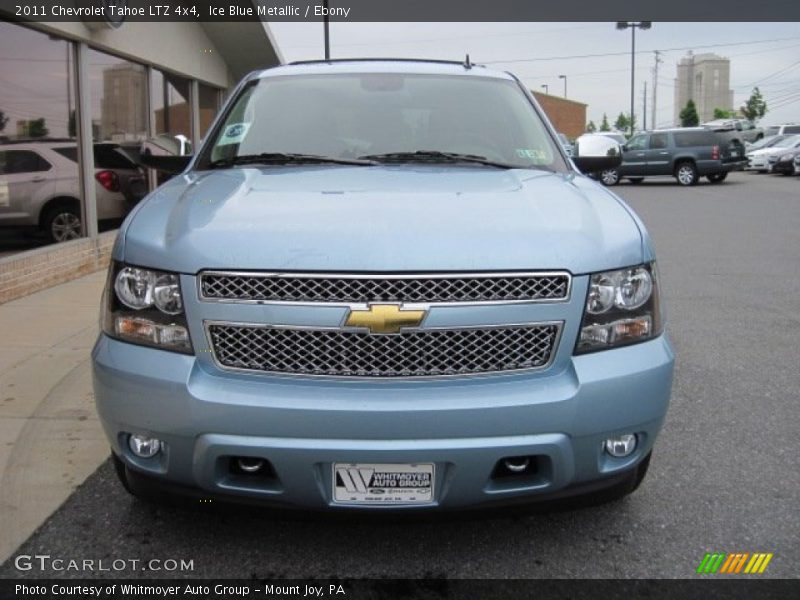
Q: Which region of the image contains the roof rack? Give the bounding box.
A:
[288,57,484,68]
[0,137,76,145]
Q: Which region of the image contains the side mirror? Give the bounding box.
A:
[139,134,193,174]
[572,136,623,174]
[139,154,192,174]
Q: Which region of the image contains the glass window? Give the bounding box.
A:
[674,131,714,147]
[626,135,648,151]
[87,49,148,231]
[0,22,84,253]
[152,70,192,140]
[0,150,51,174]
[202,74,568,171]
[649,133,669,149]
[198,83,222,138]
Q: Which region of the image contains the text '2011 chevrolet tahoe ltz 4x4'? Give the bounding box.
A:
[92,60,674,512]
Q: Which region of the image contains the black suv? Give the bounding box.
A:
[600,128,747,186]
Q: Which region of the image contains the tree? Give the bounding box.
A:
[679,100,699,127]
[740,87,767,121]
[27,118,49,138]
[713,107,735,119]
[613,112,636,133]
[586,120,597,133]
[0,110,8,133]
[599,113,610,132]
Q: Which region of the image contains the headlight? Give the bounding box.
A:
[575,262,663,354]
[101,262,192,353]
[779,153,793,162]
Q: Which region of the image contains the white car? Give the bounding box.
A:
[0,140,146,242]
[746,135,800,172]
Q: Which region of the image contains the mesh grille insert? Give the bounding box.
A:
[200,272,570,304]
[208,323,560,378]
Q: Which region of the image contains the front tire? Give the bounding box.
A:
[600,168,620,186]
[675,162,698,186]
[707,172,728,183]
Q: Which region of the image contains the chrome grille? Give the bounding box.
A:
[199,272,570,304]
[207,323,560,378]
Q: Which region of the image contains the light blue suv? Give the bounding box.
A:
[92,60,674,511]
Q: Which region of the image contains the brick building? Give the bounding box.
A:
[531,92,588,140]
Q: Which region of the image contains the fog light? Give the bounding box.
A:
[605,434,637,458]
[128,434,161,458]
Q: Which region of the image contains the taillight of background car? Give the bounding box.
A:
[95,169,121,192]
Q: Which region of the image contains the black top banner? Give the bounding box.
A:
[1,0,799,22]
[1,579,799,600]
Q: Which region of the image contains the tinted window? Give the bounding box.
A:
[204,74,566,171]
[0,150,50,174]
[674,131,714,147]
[626,135,648,151]
[783,125,800,134]
[649,133,669,149]
[53,145,139,169]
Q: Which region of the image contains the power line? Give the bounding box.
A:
[484,35,800,65]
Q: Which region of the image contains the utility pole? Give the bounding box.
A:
[643,81,647,131]
[323,0,330,60]
[616,22,651,137]
[652,50,662,129]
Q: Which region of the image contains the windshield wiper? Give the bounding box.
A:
[207,153,376,169]
[358,150,518,169]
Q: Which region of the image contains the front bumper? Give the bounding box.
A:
[92,334,674,510]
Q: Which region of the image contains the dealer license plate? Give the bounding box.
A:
[332,463,434,504]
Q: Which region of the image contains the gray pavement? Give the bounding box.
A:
[1,171,798,579]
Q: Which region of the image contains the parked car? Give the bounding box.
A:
[0,140,146,242]
[769,147,800,175]
[94,59,674,512]
[744,134,788,152]
[599,128,747,186]
[763,123,800,137]
[702,118,763,144]
[746,135,800,172]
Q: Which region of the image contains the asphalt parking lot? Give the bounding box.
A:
[1,171,798,579]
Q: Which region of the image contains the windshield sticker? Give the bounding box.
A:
[218,123,251,146]
[516,148,549,163]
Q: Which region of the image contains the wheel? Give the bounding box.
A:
[600,168,620,186]
[779,165,795,176]
[675,162,698,186]
[627,177,644,184]
[42,205,82,242]
[707,172,728,183]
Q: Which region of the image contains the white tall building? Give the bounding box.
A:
[674,52,734,124]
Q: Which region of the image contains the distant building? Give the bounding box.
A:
[674,52,734,124]
[100,63,148,142]
[531,92,588,139]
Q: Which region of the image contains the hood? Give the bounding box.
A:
[120,166,646,275]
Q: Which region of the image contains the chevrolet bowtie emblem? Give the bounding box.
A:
[344,304,427,335]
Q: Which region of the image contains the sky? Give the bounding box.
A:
[268,22,800,130]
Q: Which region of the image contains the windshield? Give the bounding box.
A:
[199,73,567,171]
[773,135,800,148]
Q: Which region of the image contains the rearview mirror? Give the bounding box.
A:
[572,136,623,174]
